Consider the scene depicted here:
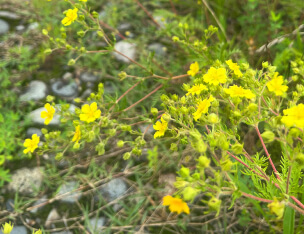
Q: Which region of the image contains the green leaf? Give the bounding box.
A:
[283,205,295,234]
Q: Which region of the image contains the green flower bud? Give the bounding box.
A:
[192,172,200,180]
[41,128,48,134]
[74,98,81,103]
[181,137,188,145]
[44,48,52,54]
[183,83,190,91]
[174,179,188,189]
[151,107,158,116]
[61,32,67,39]
[180,106,188,114]
[268,66,276,73]
[231,143,243,154]
[290,61,297,68]
[170,143,178,151]
[78,15,85,21]
[288,128,301,138]
[92,11,99,18]
[87,131,95,142]
[293,68,300,74]
[295,153,304,165]
[220,157,233,171]
[95,142,105,155]
[107,129,116,137]
[247,103,258,112]
[189,129,207,153]
[261,131,275,143]
[171,94,178,101]
[262,61,269,68]
[180,96,186,104]
[207,113,218,124]
[97,31,104,37]
[183,187,198,201]
[117,140,125,147]
[73,142,80,150]
[46,95,55,102]
[179,166,190,178]
[172,36,179,42]
[68,59,76,66]
[296,84,304,93]
[197,155,210,168]
[132,147,142,156]
[55,153,63,160]
[208,197,221,216]
[42,29,48,36]
[161,113,171,122]
[292,75,298,81]
[77,30,85,37]
[74,3,82,9]
[161,94,169,102]
[217,134,229,150]
[121,124,131,132]
[118,71,127,80]
[123,152,131,160]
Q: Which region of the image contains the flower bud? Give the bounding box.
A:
[217,134,229,150]
[123,152,131,160]
[95,142,105,155]
[247,103,258,112]
[117,140,125,147]
[73,142,80,150]
[78,15,85,21]
[44,48,52,54]
[118,71,127,80]
[262,61,269,68]
[197,155,210,168]
[46,95,55,102]
[68,59,76,66]
[189,129,207,153]
[179,166,190,178]
[231,143,243,154]
[42,29,48,35]
[97,31,104,37]
[207,113,218,124]
[77,30,85,37]
[296,84,304,93]
[172,36,179,42]
[174,179,188,189]
[208,197,221,216]
[170,143,178,151]
[261,131,275,143]
[220,157,233,171]
[55,152,63,160]
[183,187,198,201]
[295,153,304,165]
[92,11,99,18]
[161,113,171,122]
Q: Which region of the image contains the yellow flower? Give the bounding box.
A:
[224,85,255,99]
[153,117,168,139]
[267,198,285,219]
[41,103,55,125]
[186,84,207,96]
[72,125,81,143]
[266,72,288,96]
[33,230,42,234]
[193,96,214,121]
[23,134,40,154]
[187,62,199,77]
[79,102,101,123]
[1,221,14,234]
[226,60,242,77]
[163,195,190,215]
[203,67,227,86]
[281,104,304,128]
[62,8,78,26]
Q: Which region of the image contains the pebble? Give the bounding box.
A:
[80,72,99,82]
[9,226,27,234]
[0,11,20,20]
[45,208,60,228]
[114,41,136,63]
[7,167,43,195]
[0,19,9,35]
[95,178,128,202]
[5,198,14,212]
[51,80,78,98]
[19,80,47,101]
[88,217,106,232]
[57,181,82,203]
[26,128,43,139]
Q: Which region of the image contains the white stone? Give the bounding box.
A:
[20,80,47,101]
[114,41,136,63]
[0,19,9,35]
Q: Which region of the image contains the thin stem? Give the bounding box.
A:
[123,84,163,112]
[113,49,149,72]
[290,196,304,210]
[286,165,292,194]
[241,192,273,203]
[255,125,280,180]
[134,0,161,28]
[287,201,304,216]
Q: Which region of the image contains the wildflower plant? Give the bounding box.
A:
[19,0,304,232]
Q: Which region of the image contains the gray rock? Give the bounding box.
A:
[28,104,76,125]
[45,208,60,228]
[0,11,20,20]
[0,19,9,35]
[16,25,25,31]
[20,80,47,101]
[117,23,131,32]
[139,124,154,135]
[7,167,43,195]
[57,181,82,203]
[81,89,93,99]
[26,128,43,139]
[51,80,78,98]
[104,81,115,94]
[148,43,166,57]
[95,178,128,202]
[62,72,73,80]
[88,217,106,232]
[114,41,136,63]
[8,226,27,234]
[29,195,48,214]
[27,22,39,31]
[80,72,98,82]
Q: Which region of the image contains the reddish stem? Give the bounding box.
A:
[134,0,161,28]
[241,192,273,203]
[255,125,280,180]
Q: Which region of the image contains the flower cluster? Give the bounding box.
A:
[186,84,207,96]
[23,134,40,154]
[193,95,214,121]
[266,72,288,96]
[224,85,255,99]
[226,59,242,77]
